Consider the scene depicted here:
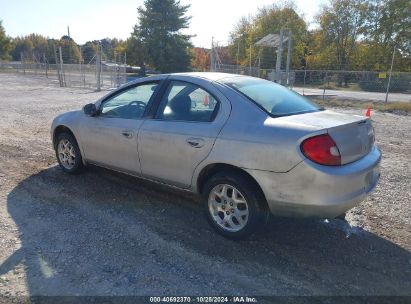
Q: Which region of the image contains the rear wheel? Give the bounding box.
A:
[55,132,84,174]
[203,171,268,239]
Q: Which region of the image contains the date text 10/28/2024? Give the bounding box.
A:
[149,297,258,303]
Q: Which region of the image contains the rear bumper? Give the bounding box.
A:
[246,146,381,218]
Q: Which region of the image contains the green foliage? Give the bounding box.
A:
[11,34,49,61]
[59,36,81,64]
[359,0,411,71]
[100,38,125,60]
[131,0,193,73]
[310,0,411,71]
[124,37,144,67]
[228,0,410,72]
[9,34,81,64]
[229,3,307,69]
[81,41,97,64]
[317,0,367,70]
[0,20,12,60]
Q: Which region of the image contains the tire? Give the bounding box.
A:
[54,132,84,174]
[202,171,269,239]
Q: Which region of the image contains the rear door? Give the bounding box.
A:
[138,77,231,188]
[79,81,162,174]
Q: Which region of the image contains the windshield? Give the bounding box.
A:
[221,76,321,117]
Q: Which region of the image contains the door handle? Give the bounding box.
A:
[186,138,205,148]
[121,130,134,138]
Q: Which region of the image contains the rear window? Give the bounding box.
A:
[221,77,320,117]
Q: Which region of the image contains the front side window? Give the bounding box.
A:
[221,76,320,117]
[156,81,219,122]
[100,82,158,119]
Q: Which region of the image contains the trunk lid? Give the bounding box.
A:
[276,110,375,164]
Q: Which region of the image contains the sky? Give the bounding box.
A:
[0,0,326,47]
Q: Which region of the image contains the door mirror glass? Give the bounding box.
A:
[83,103,97,116]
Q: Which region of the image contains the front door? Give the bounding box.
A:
[79,81,160,174]
[138,79,230,188]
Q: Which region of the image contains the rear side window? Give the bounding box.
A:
[156,81,219,122]
[221,77,320,117]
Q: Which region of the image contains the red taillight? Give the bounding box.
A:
[301,134,341,166]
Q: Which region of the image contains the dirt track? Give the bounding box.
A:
[0,74,410,297]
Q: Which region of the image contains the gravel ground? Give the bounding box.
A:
[0,74,410,297]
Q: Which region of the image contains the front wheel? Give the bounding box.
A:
[203,171,268,239]
[55,132,84,174]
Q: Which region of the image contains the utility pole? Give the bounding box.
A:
[67,26,71,64]
[286,30,292,86]
[385,45,395,103]
[249,33,252,75]
[210,37,215,72]
[124,52,127,85]
[79,46,84,86]
[276,29,284,83]
[43,53,48,78]
[59,46,65,87]
[96,44,101,91]
[53,44,62,86]
[20,52,25,75]
[236,39,240,71]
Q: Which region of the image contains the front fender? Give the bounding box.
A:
[50,111,85,161]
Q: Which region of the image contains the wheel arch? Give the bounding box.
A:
[53,125,86,165]
[196,163,267,205]
[53,125,76,147]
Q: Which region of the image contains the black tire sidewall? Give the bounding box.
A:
[55,133,83,174]
[203,171,267,239]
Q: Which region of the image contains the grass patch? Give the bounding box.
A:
[381,102,411,114]
[296,83,364,91]
[311,97,411,115]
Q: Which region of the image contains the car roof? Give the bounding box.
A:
[167,72,242,82]
[124,72,249,89]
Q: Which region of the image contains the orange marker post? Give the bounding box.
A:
[365,105,371,118]
[204,95,209,106]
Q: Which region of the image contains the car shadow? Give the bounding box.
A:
[2,165,411,297]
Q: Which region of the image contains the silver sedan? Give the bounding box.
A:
[51,73,381,238]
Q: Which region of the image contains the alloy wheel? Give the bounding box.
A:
[208,184,249,232]
[57,139,76,170]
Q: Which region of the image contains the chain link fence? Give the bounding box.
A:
[0,44,127,91]
[214,64,411,95]
[2,57,410,95]
[293,70,411,93]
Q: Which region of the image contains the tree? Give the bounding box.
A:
[317,0,367,71]
[11,34,49,62]
[81,41,98,64]
[0,20,12,60]
[229,3,307,70]
[125,37,145,67]
[131,0,193,73]
[99,38,125,60]
[361,0,411,70]
[191,47,209,71]
[59,36,81,64]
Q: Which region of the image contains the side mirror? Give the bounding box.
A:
[83,103,97,116]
